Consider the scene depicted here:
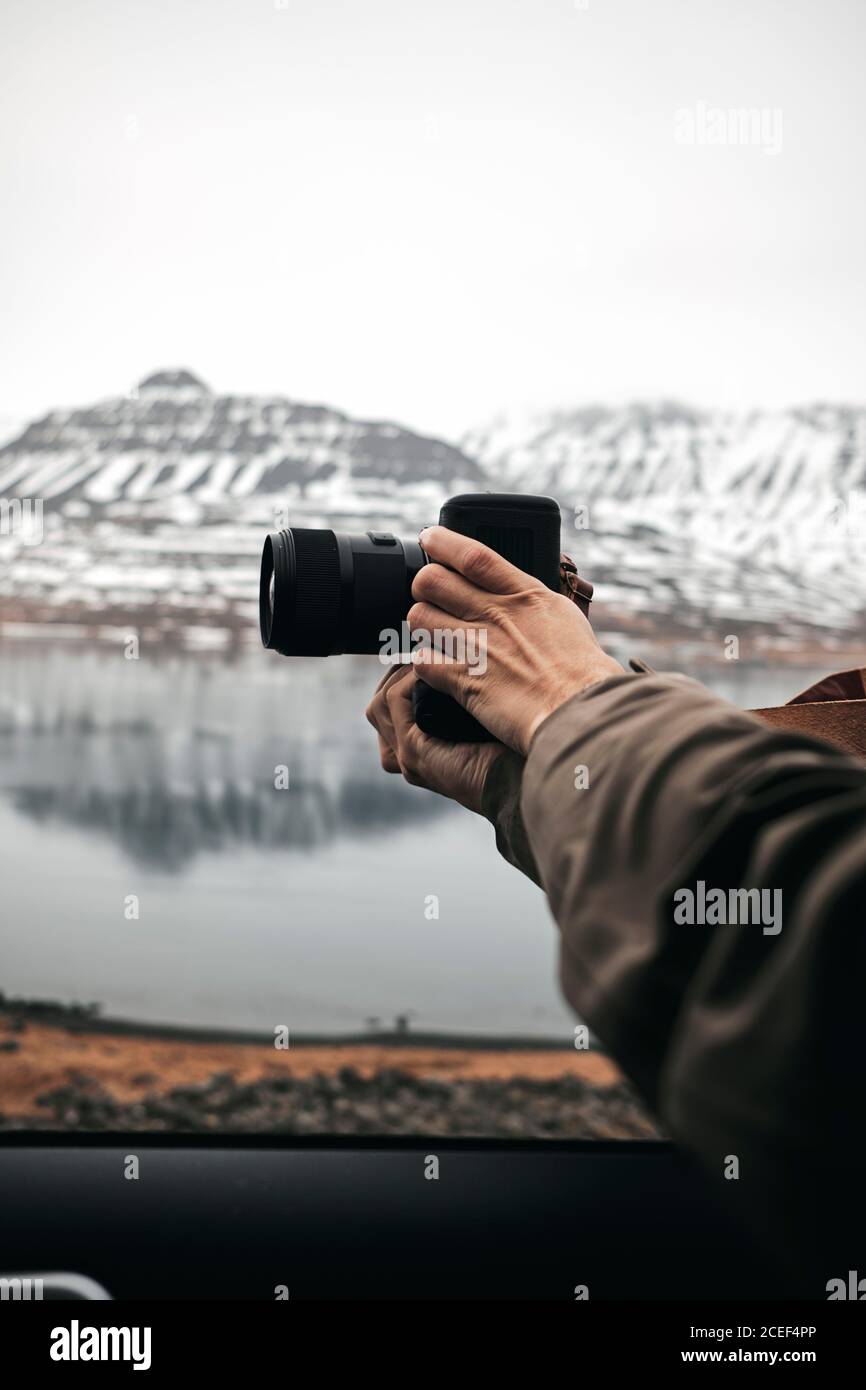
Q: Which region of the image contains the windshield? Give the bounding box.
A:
[1,0,862,1140]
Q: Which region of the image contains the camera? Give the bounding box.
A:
[260,493,562,741]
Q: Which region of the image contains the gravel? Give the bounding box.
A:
[0,1067,660,1139]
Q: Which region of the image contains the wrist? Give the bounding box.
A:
[467,744,505,816]
[522,658,625,754]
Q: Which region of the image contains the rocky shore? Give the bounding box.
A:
[0,1010,658,1139]
[7,1068,656,1138]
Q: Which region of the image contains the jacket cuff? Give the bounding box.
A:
[480,748,542,888]
[522,674,638,828]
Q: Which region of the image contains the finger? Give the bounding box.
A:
[382,665,420,727]
[365,685,392,740]
[410,643,463,700]
[374,667,418,771]
[373,710,398,767]
[378,738,401,774]
[371,663,406,696]
[406,598,472,647]
[419,525,543,595]
[406,599,467,698]
[387,669,419,741]
[365,663,407,745]
[411,562,491,620]
[387,667,439,767]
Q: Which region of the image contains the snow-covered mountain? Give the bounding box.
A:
[0,370,483,516]
[0,370,483,640]
[464,402,866,644]
[463,400,866,516]
[0,378,863,655]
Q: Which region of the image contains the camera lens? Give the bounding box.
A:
[260,527,426,657]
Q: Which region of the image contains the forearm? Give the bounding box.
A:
[520,672,866,1274]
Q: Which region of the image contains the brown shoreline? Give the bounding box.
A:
[0,1018,623,1116]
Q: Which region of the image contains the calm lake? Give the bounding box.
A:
[0,640,833,1040]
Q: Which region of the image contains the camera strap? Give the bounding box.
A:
[559,554,594,618]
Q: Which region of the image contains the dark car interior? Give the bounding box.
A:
[1,1134,792,1301]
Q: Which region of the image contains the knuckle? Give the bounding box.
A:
[464,544,495,584]
[476,596,501,624]
[521,585,553,612]
[412,563,439,598]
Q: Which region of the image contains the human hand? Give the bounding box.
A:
[408,526,623,755]
[365,663,505,815]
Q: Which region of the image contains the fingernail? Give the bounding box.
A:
[419,527,432,544]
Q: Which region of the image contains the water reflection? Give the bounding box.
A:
[0,646,450,870]
[0,643,834,873]
[6,754,448,871]
[0,640,839,1038]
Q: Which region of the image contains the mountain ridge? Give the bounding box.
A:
[0,373,863,651]
[0,368,484,509]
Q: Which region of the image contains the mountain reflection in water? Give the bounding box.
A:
[0,647,450,871]
[7,742,449,872]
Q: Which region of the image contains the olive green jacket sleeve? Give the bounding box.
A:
[492,672,866,1284]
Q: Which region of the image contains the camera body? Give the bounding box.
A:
[260,493,563,742]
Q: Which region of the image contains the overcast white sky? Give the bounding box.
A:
[1,0,864,439]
